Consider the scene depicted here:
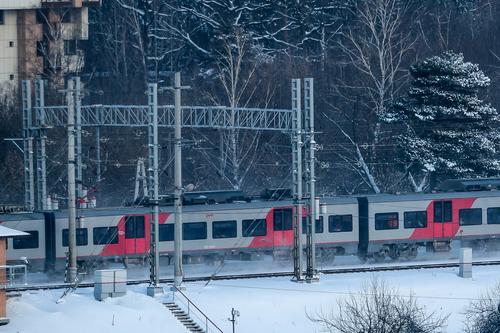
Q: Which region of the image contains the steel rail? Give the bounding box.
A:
[6,259,500,292]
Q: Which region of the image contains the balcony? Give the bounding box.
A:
[41,0,101,8]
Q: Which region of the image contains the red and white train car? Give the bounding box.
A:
[2,190,500,271]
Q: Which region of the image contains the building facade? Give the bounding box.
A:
[0,0,100,89]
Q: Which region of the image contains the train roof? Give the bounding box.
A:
[363,190,500,203]
[2,191,500,221]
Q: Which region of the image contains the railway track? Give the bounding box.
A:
[7,259,500,292]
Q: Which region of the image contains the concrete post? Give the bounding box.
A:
[458,247,472,278]
[66,79,78,284]
[174,72,184,288]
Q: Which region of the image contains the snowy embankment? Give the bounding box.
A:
[183,265,500,333]
[3,265,500,333]
[2,286,187,333]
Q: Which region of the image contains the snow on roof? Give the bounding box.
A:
[0,225,28,237]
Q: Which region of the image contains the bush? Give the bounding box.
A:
[308,278,448,333]
[463,282,500,333]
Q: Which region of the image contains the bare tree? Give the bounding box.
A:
[463,282,500,333]
[308,278,448,333]
[36,8,85,88]
[328,0,417,193]
[194,29,275,190]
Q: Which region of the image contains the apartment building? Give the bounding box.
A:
[0,0,100,89]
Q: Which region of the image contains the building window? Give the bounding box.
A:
[328,215,353,232]
[212,220,237,239]
[93,227,118,245]
[273,208,293,231]
[459,208,482,226]
[375,212,399,230]
[61,10,72,23]
[36,10,46,24]
[62,228,88,246]
[434,201,452,222]
[0,11,4,25]
[242,219,266,237]
[64,40,78,56]
[9,41,14,48]
[125,216,145,239]
[404,211,428,229]
[9,74,14,81]
[36,41,45,57]
[13,231,39,249]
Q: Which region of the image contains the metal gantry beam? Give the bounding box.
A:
[39,105,291,131]
[291,78,304,282]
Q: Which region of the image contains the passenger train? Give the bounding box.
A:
[2,189,500,272]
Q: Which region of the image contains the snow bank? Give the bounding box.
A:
[2,287,187,333]
[3,265,500,333]
[183,265,500,333]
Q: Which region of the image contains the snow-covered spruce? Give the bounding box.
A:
[385,51,500,182]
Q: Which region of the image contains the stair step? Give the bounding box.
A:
[163,301,209,333]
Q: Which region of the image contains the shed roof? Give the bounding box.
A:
[0,225,28,237]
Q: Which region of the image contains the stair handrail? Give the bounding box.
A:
[171,285,224,333]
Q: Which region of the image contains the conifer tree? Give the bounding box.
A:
[385,51,500,184]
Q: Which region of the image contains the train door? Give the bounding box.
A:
[272,208,293,250]
[433,200,454,239]
[124,215,147,255]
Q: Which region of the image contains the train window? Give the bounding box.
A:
[459,208,482,226]
[273,208,293,231]
[487,207,500,224]
[301,216,324,234]
[212,220,237,239]
[159,224,174,241]
[13,230,39,249]
[434,201,452,222]
[242,219,267,237]
[183,222,207,240]
[375,213,399,230]
[62,228,88,246]
[125,216,145,239]
[316,216,324,233]
[404,211,427,229]
[328,215,353,232]
[93,227,119,245]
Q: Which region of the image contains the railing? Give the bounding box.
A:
[0,265,28,287]
[41,0,101,5]
[171,285,224,333]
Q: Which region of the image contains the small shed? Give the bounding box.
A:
[0,225,28,325]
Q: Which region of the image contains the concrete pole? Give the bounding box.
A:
[96,126,101,182]
[174,72,184,288]
[66,79,77,284]
[74,77,83,207]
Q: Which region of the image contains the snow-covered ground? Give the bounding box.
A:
[4,264,500,332]
[2,286,187,333]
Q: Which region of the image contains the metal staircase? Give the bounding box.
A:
[164,302,205,332]
[164,286,224,333]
